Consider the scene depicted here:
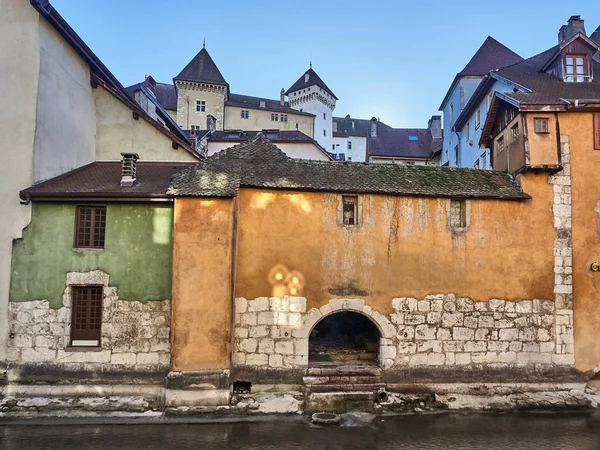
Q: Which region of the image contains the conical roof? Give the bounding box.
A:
[174,47,228,86]
[285,67,337,100]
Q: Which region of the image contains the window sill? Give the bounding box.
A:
[72,248,104,253]
[65,346,102,352]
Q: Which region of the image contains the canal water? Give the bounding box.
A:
[1,413,600,449]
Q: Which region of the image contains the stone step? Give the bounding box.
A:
[306,365,382,377]
[303,375,382,386]
[304,383,386,393]
[305,391,376,413]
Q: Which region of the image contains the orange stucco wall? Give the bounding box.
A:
[563,112,600,371]
[171,198,235,371]
[234,175,555,315]
[525,113,560,167]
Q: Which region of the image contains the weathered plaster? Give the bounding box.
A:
[7,270,170,374]
[10,203,174,307]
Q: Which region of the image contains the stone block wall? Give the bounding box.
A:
[7,270,171,374]
[233,294,574,372]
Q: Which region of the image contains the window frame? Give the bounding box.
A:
[347,140,352,150]
[475,109,481,129]
[241,110,249,119]
[533,118,549,134]
[196,100,206,112]
[497,136,504,153]
[70,285,103,347]
[465,122,470,141]
[74,206,107,249]
[511,123,520,142]
[341,195,359,226]
[565,54,587,83]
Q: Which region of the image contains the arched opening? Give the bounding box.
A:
[309,311,381,365]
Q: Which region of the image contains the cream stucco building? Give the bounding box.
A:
[0,0,199,366]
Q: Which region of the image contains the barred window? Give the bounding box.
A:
[75,206,106,248]
[71,286,103,347]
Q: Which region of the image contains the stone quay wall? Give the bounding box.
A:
[233,294,574,371]
[7,270,171,374]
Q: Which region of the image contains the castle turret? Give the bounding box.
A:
[286,66,337,151]
[174,45,228,131]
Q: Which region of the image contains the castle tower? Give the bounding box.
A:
[174,45,228,131]
[286,66,337,151]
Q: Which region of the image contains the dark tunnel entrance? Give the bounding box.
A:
[309,311,381,364]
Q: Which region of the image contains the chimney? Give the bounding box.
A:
[560,16,586,42]
[428,115,442,139]
[370,117,377,138]
[280,88,285,106]
[142,75,157,96]
[206,115,216,132]
[558,25,567,43]
[345,114,350,119]
[120,153,139,187]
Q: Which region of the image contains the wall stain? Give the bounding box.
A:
[328,285,369,297]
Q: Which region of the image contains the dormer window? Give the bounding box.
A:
[565,55,587,82]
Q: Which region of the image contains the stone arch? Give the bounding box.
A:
[292,298,396,369]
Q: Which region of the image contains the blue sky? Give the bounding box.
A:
[52,0,599,128]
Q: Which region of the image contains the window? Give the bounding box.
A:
[75,206,106,249]
[323,129,327,136]
[449,103,454,123]
[465,123,470,141]
[565,55,587,82]
[475,109,481,129]
[271,113,279,122]
[497,136,504,153]
[481,151,488,169]
[196,100,206,112]
[241,110,249,119]
[332,144,335,151]
[449,200,467,228]
[534,118,549,134]
[487,93,493,109]
[71,286,103,347]
[474,158,480,169]
[190,125,200,131]
[342,196,358,226]
[323,113,326,120]
[347,141,352,150]
[454,145,459,166]
[348,157,352,161]
[511,124,519,142]
[408,135,418,141]
[281,114,288,123]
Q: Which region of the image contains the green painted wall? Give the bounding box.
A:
[10,203,173,308]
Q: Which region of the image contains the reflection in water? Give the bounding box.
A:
[2,414,600,450]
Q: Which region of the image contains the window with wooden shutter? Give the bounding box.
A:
[70,286,103,347]
[594,113,600,150]
[75,206,106,248]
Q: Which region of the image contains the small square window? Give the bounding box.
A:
[75,206,106,249]
[534,118,549,134]
[71,286,103,347]
[511,124,519,142]
[449,199,467,228]
[497,136,504,153]
[281,114,288,122]
[347,141,352,150]
[342,196,358,226]
[241,110,249,119]
[196,100,206,112]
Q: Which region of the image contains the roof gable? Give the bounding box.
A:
[439,37,523,110]
[285,68,338,100]
[174,47,228,86]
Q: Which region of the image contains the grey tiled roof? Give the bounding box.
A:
[169,136,530,200]
[174,48,228,86]
[333,116,390,138]
[285,68,338,100]
[498,45,600,105]
[225,93,315,116]
[368,128,440,159]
